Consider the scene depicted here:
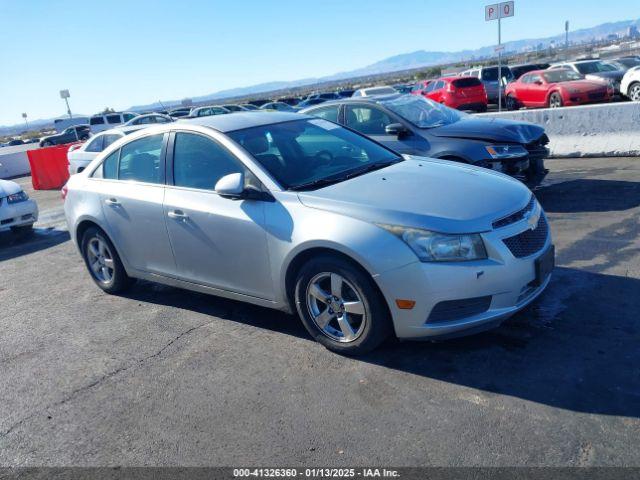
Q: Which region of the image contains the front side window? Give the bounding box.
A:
[344,106,393,135]
[543,70,583,83]
[85,135,104,153]
[106,114,121,124]
[117,134,164,184]
[306,105,339,122]
[172,133,245,191]
[102,150,119,179]
[228,119,401,190]
[425,82,436,93]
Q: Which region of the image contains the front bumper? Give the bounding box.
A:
[375,213,553,339]
[0,199,38,230]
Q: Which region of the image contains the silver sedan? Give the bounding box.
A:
[63,112,553,354]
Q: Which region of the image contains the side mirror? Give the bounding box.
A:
[385,123,410,138]
[215,172,274,202]
[215,172,245,198]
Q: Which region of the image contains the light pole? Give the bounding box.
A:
[485,2,514,112]
[565,20,570,60]
[22,113,29,131]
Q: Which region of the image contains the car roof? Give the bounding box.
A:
[98,125,147,135]
[180,111,310,133]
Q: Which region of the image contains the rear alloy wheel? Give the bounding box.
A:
[506,94,519,111]
[81,226,134,294]
[294,255,392,355]
[629,83,640,102]
[549,92,563,108]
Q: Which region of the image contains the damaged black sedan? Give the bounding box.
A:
[301,94,549,184]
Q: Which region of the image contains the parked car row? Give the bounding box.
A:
[63,111,554,355]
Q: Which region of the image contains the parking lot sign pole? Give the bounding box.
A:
[59,89,72,119]
[485,2,514,112]
[22,112,29,130]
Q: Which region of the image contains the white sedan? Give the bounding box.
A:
[67,125,146,175]
[621,66,640,101]
[0,179,38,233]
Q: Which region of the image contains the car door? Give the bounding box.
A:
[163,131,273,299]
[527,73,548,106]
[343,104,429,155]
[96,132,176,275]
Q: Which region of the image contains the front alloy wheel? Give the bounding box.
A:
[306,272,366,342]
[629,83,640,102]
[294,255,392,355]
[86,236,115,285]
[81,226,134,294]
[549,92,563,108]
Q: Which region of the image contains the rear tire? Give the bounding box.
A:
[294,255,392,355]
[506,94,520,111]
[81,226,134,294]
[548,92,563,108]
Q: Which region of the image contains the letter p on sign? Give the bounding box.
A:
[485,1,514,21]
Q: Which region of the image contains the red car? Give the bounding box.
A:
[411,77,488,112]
[505,68,613,109]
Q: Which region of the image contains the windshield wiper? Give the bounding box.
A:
[289,159,400,191]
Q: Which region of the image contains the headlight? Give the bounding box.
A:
[6,191,29,204]
[378,224,487,262]
[485,145,528,159]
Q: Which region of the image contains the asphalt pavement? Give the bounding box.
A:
[0,158,638,466]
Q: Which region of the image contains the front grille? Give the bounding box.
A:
[1,217,13,225]
[503,216,549,258]
[427,296,492,324]
[492,195,535,229]
[525,134,550,161]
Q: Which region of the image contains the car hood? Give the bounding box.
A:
[427,117,545,144]
[585,71,625,81]
[297,158,531,234]
[0,179,22,198]
[557,80,608,92]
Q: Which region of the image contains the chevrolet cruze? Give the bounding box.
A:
[64,112,554,355]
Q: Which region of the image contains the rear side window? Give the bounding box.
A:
[453,77,482,88]
[172,133,244,191]
[106,114,121,124]
[123,113,136,121]
[307,105,339,123]
[102,134,122,149]
[118,134,164,184]
[90,116,105,125]
[85,136,104,153]
[102,150,119,179]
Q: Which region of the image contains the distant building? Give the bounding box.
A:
[627,25,640,39]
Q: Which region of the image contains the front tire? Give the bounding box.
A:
[294,255,392,355]
[629,83,640,102]
[81,226,134,294]
[549,92,563,108]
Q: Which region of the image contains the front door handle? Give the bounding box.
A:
[105,198,120,206]
[168,209,188,220]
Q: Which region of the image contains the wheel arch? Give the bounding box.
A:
[283,246,392,321]
[74,218,130,273]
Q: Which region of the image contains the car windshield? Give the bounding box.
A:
[380,95,466,129]
[575,61,617,74]
[543,70,584,83]
[615,58,640,68]
[227,119,402,190]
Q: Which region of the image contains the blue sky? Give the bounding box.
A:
[0,0,638,125]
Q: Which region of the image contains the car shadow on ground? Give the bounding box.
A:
[122,266,639,418]
[0,227,70,262]
[536,179,640,213]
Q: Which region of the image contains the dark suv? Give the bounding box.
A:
[40,124,90,147]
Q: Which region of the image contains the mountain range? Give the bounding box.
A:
[2,17,638,135]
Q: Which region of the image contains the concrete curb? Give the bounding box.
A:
[480,101,640,158]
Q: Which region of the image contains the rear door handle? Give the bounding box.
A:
[168,209,188,220]
[105,198,120,206]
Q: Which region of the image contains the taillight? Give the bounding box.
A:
[61,184,68,201]
[446,83,456,93]
[68,144,82,152]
